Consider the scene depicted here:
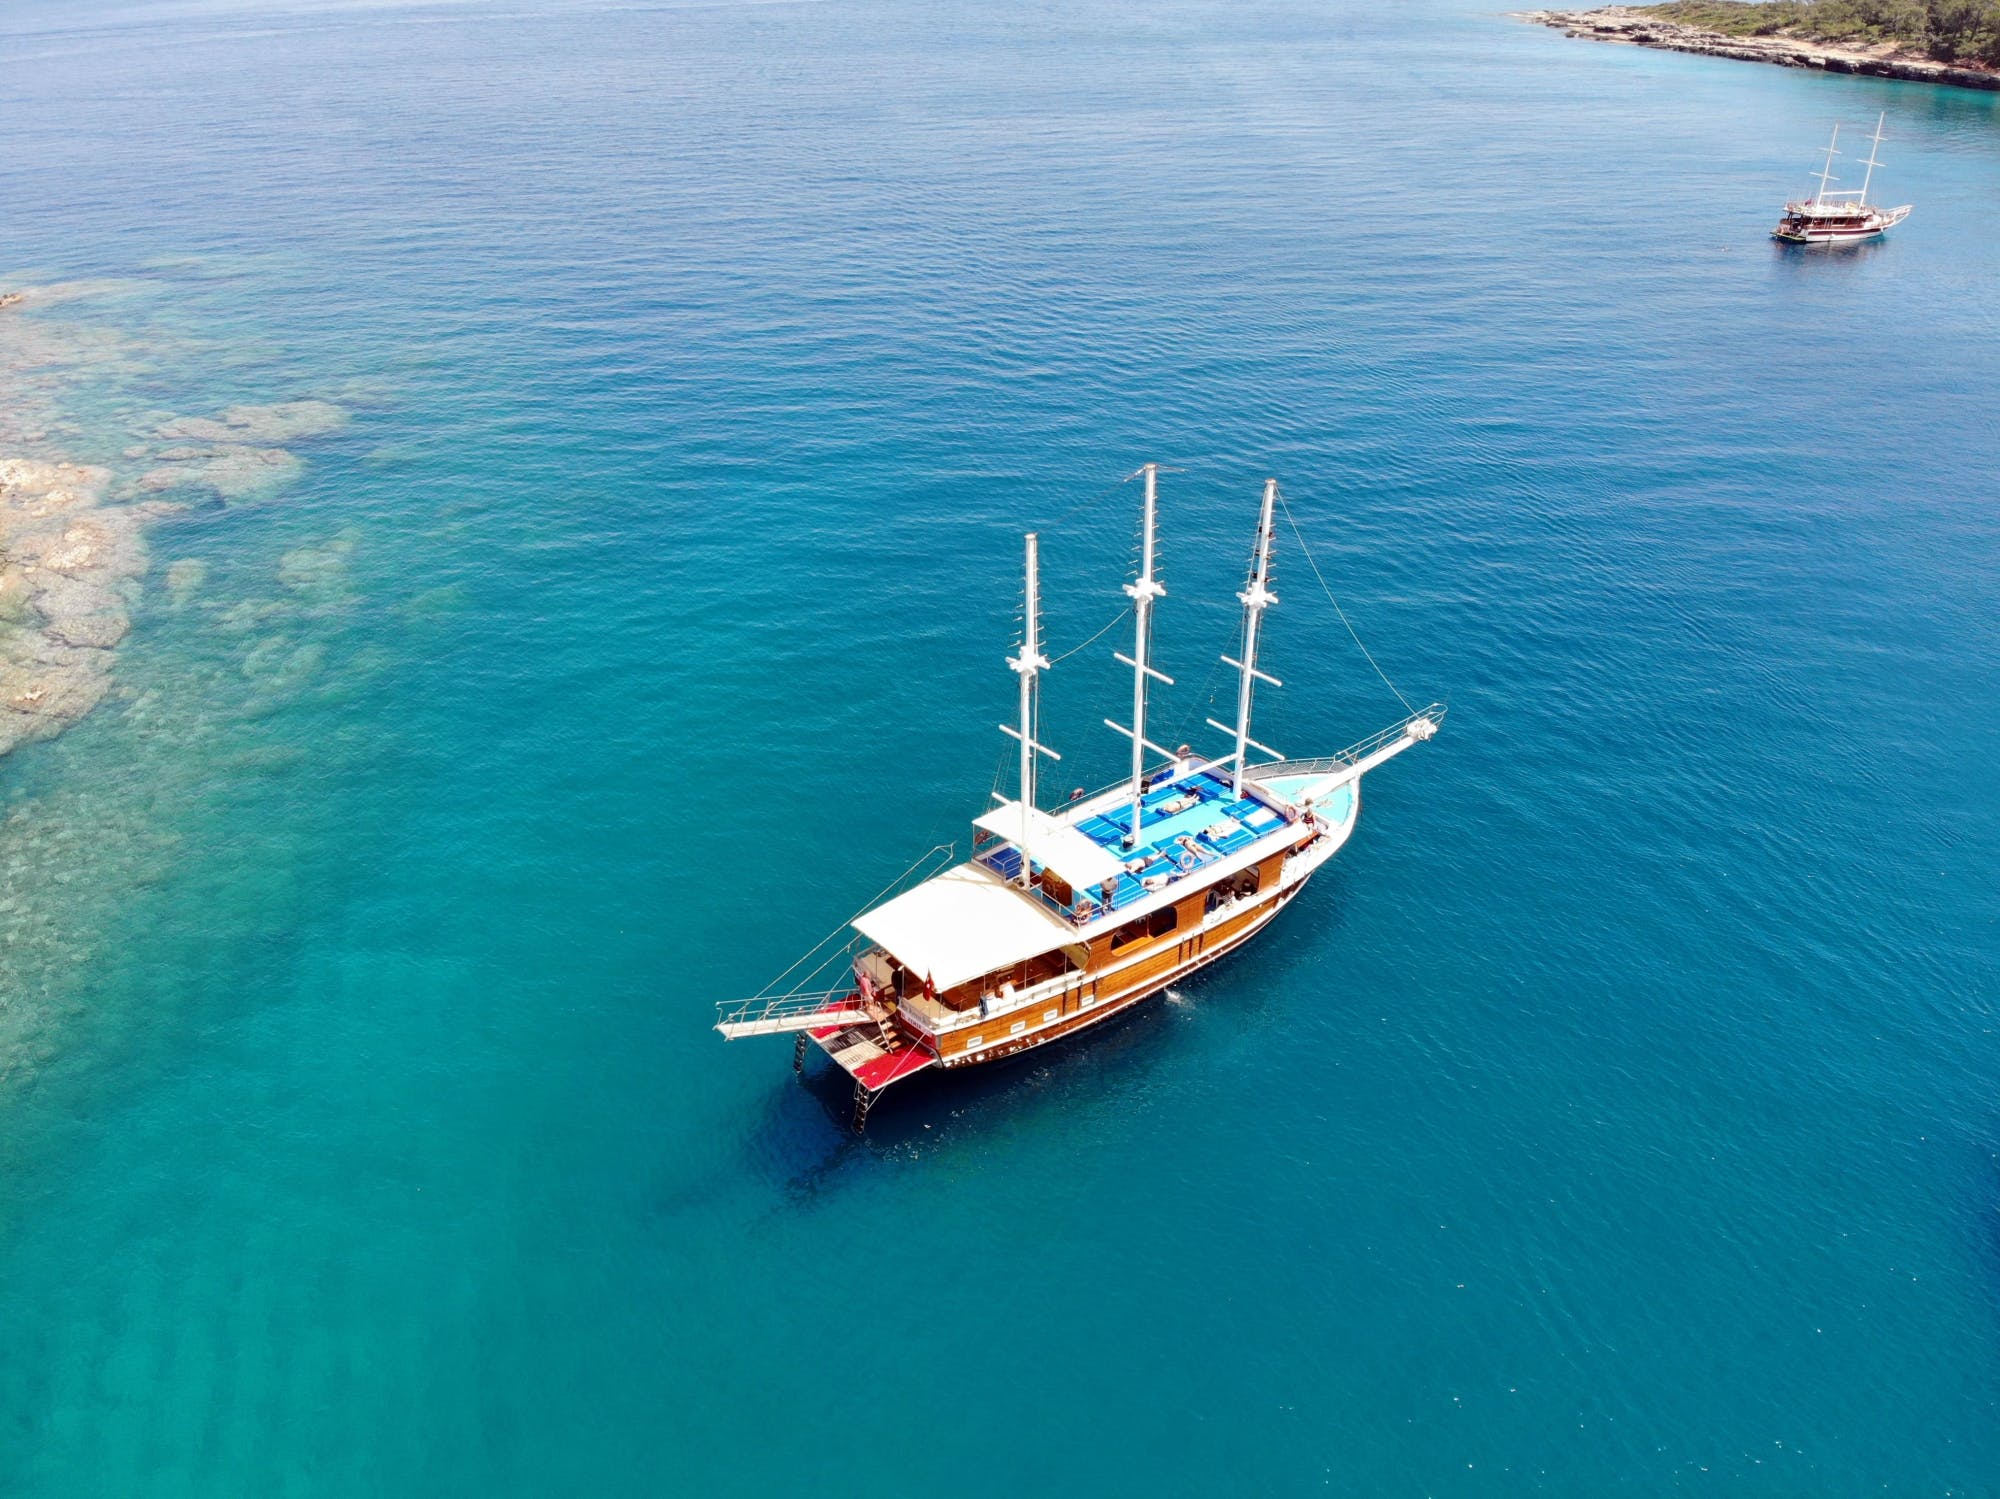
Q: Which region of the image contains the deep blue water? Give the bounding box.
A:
[2,1,1997,1492]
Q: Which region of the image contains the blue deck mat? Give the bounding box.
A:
[972,771,1293,921]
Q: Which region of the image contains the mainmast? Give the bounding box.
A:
[1105,463,1172,848]
[1856,111,1887,203]
[1000,531,1056,887]
[1212,479,1283,798]
[1811,123,1841,205]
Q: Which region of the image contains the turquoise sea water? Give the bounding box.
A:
[2,1,1998,1492]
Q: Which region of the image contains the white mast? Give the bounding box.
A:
[1000,531,1056,886]
[1856,111,1887,203]
[1104,463,1172,848]
[1811,123,1841,205]
[1211,479,1283,798]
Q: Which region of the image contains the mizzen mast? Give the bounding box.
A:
[1212,478,1283,797]
[999,531,1058,887]
[1105,463,1174,848]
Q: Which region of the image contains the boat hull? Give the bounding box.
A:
[1772,225,1889,244]
[1772,204,1911,244]
[816,796,1356,1096]
[926,860,1304,1071]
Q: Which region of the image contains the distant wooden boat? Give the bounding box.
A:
[715,467,1442,1128]
[1775,113,1912,244]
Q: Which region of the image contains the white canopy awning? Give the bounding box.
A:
[973,800,1129,891]
[853,861,1080,993]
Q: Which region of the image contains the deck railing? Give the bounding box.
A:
[714,987,867,1037]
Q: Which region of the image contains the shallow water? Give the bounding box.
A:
[2,1,1997,1493]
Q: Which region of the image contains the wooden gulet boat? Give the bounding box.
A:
[715,468,1443,1129]
[1773,113,1911,245]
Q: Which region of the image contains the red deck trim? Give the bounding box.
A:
[853,1046,937,1091]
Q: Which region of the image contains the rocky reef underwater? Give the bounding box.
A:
[0,277,392,1088]
[2,283,359,761]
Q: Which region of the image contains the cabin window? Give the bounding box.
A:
[1009,1020,1027,1035]
[1043,1007,1058,1023]
[966,1035,986,1050]
[1147,904,1179,938]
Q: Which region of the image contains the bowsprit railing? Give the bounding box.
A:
[1242,703,1447,783]
[715,987,873,1040]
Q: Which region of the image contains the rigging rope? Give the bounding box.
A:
[1273,485,1417,717]
[754,842,955,999]
[1048,603,1131,666]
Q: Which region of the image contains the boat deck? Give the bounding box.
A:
[979,767,1299,918]
[809,1014,938,1091]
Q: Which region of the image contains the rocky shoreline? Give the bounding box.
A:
[1519,7,2000,92]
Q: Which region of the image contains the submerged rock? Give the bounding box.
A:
[0,456,143,757]
[137,444,301,500]
[277,534,357,601]
[164,558,207,606]
[157,398,347,446]
[210,597,295,634]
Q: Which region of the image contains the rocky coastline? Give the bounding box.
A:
[1519,7,2000,92]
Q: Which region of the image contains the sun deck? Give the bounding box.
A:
[976,764,1349,923]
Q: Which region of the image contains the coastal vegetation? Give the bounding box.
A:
[1643,0,2000,64]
